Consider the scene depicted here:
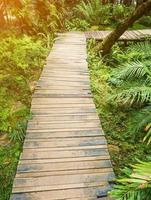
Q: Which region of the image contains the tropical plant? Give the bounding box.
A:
[0,35,48,78]
[111,4,134,23]
[112,86,151,106]
[128,106,151,145]
[109,42,151,106]
[114,61,151,81]
[110,160,151,200]
[138,15,151,27]
[65,18,90,31]
[0,0,68,35]
[125,42,151,62]
[75,0,111,26]
[0,35,47,142]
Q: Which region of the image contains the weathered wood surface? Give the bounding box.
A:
[10,32,114,200]
[85,29,151,41]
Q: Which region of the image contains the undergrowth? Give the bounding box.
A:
[0,34,49,200]
[87,39,151,176]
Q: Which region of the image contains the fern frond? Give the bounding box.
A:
[110,161,151,200]
[135,114,151,132]
[128,106,151,144]
[143,128,151,144]
[112,86,151,105]
[75,0,110,25]
[116,61,150,80]
[126,42,151,61]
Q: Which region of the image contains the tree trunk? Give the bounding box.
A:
[96,0,151,56]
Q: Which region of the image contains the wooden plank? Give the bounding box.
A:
[12,181,108,193]
[19,155,110,165]
[28,119,100,125]
[31,103,95,109]
[21,148,109,160]
[39,75,89,80]
[27,122,100,129]
[31,108,96,114]
[32,97,94,104]
[34,90,90,95]
[23,138,107,148]
[36,85,90,90]
[17,160,112,174]
[26,127,102,133]
[28,115,99,122]
[22,145,108,152]
[10,186,108,199]
[29,113,98,118]
[33,94,92,98]
[13,172,114,188]
[16,168,113,178]
[26,130,104,139]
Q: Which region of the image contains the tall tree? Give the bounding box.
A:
[96,0,151,55]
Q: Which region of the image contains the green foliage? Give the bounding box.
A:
[31,0,67,33]
[110,43,151,107]
[113,61,149,81]
[72,1,133,30]
[88,39,151,200]
[128,106,151,145]
[0,0,68,35]
[111,4,134,24]
[108,42,151,148]
[125,42,151,61]
[0,142,22,200]
[88,39,151,179]
[0,35,48,78]
[111,42,151,64]
[75,0,111,26]
[0,35,47,140]
[65,18,90,31]
[0,33,48,199]
[138,16,151,27]
[112,86,151,106]
[110,161,151,200]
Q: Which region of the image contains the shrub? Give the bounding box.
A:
[138,16,151,27]
[75,0,111,26]
[111,4,134,24]
[65,18,90,31]
[0,35,47,141]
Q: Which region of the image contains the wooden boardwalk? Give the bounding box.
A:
[10,33,114,200]
[85,29,151,41]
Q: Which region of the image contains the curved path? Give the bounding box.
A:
[10,32,114,200]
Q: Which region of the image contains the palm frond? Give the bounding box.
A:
[112,86,151,105]
[126,42,151,61]
[116,61,150,81]
[110,161,151,200]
